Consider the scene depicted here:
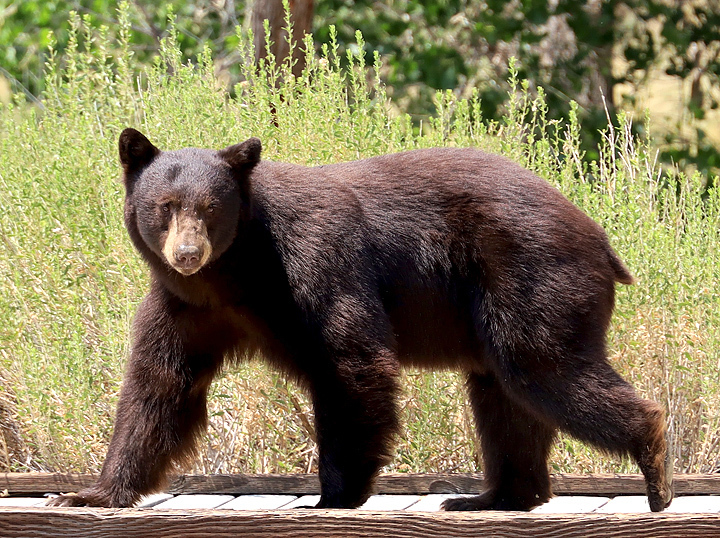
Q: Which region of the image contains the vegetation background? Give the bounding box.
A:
[0,1,718,478]
[2,0,719,180]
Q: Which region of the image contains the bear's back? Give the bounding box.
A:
[247,147,606,276]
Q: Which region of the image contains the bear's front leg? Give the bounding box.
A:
[48,288,223,508]
[309,350,401,509]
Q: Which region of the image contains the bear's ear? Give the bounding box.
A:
[218,137,262,172]
[119,128,160,175]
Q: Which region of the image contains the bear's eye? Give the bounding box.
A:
[207,203,216,214]
[161,202,171,213]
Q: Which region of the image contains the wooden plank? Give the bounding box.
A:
[0,497,46,507]
[406,495,462,512]
[597,496,720,514]
[137,493,175,508]
[595,496,650,513]
[665,497,720,514]
[532,496,610,514]
[152,494,235,510]
[2,472,719,496]
[169,473,322,495]
[0,473,95,495]
[359,495,420,511]
[170,473,715,496]
[281,495,321,508]
[219,495,298,510]
[2,507,720,538]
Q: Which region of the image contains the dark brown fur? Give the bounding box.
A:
[49,129,673,511]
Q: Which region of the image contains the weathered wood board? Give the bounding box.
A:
[596,495,650,513]
[531,496,611,514]
[3,473,720,538]
[218,494,298,510]
[5,472,720,496]
[2,507,720,538]
[152,494,236,510]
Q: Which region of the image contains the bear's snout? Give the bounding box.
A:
[174,244,203,272]
[161,212,213,276]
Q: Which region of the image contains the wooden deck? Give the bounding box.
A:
[2,473,720,537]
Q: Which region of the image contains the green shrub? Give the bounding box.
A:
[1,10,718,475]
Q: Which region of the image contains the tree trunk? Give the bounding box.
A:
[586,0,617,119]
[251,0,314,78]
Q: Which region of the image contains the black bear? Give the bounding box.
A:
[50,128,673,511]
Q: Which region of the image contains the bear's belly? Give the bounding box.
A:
[388,292,485,372]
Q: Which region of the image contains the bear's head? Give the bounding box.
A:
[118,128,261,276]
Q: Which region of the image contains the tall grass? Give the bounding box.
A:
[0,10,718,476]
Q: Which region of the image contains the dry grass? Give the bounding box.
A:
[0,369,35,472]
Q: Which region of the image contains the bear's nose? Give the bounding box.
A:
[175,244,201,267]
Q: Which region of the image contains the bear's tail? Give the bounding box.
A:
[608,247,635,285]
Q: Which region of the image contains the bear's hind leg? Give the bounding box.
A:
[442,372,555,512]
[499,357,673,512]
